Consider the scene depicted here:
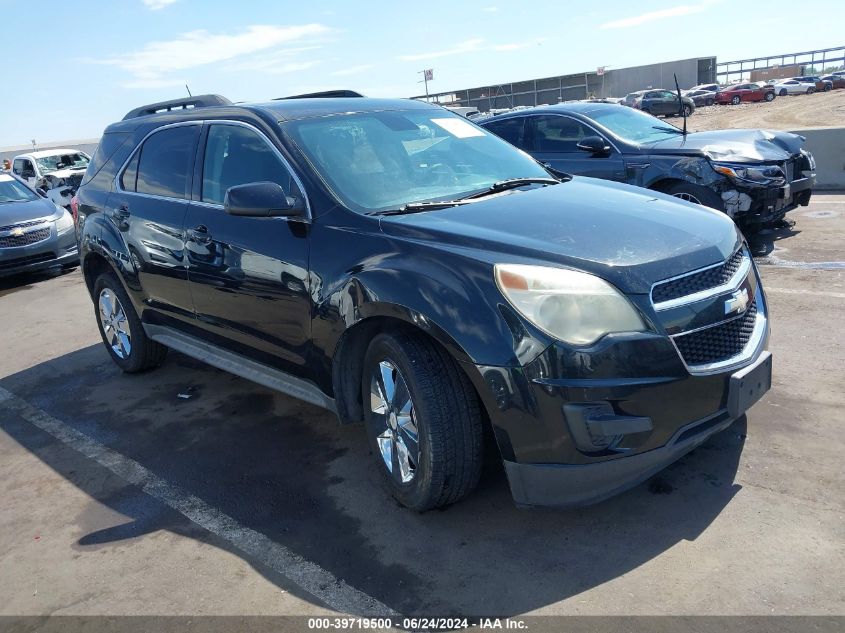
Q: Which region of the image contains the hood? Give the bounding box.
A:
[645,128,804,162]
[43,167,87,180]
[0,197,62,227]
[378,177,740,294]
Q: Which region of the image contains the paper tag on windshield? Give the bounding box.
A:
[431,118,486,138]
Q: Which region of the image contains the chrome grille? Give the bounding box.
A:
[0,227,51,248]
[674,301,758,365]
[0,218,46,233]
[652,249,744,304]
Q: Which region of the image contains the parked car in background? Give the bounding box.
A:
[773,79,814,96]
[621,90,646,107]
[479,102,815,232]
[76,93,774,511]
[0,173,79,277]
[632,89,695,116]
[11,149,90,209]
[821,74,845,89]
[793,76,828,92]
[715,83,775,105]
[683,89,717,106]
[689,83,721,93]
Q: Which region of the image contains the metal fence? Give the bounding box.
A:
[717,46,845,83]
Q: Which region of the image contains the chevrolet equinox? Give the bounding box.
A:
[75,93,773,510]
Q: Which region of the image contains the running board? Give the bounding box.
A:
[144,324,336,413]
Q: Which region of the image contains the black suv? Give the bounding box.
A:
[76,93,773,510]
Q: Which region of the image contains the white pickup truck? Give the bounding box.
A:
[12,149,90,209]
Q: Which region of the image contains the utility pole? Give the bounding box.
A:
[418,69,433,102]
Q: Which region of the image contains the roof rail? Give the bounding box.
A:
[122,94,232,120]
[274,90,365,100]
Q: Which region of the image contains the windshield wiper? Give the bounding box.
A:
[652,126,684,135]
[463,177,560,200]
[370,200,474,216]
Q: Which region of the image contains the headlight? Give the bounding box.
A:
[55,211,74,234]
[711,162,785,183]
[494,264,646,345]
[802,149,816,170]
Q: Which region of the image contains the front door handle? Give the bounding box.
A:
[189,225,213,244]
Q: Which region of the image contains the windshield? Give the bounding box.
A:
[583,106,682,144]
[0,177,39,203]
[34,152,90,175]
[284,110,550,213]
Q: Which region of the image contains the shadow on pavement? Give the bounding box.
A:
[747,219,800,258]
[0,266,78,299]
[0,343,747,615]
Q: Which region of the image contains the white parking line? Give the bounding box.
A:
[0,386,394,617]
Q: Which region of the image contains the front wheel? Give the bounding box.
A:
[666,182,725,212]
[731,95,741,105]
[683,105,693,117]
[94,272,168,372]
[779,89,788,96]
[806,87,814,94]
[764,91,774,101]
[362,332,483,511]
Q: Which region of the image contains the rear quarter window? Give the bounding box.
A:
[80,132,132,186]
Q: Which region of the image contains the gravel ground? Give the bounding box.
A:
[677,89,845,132]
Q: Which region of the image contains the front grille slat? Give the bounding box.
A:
[0,227,51,248]
[0,218,47,233]
[673,301,758,366]
[652,249,744,304]
[0,252,55,270]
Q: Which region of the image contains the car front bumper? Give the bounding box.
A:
[0,227,79,277]
[469,323,772,508]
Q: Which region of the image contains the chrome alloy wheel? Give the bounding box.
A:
[369,360,419,484]
[98,288,131,359]
[672,192,703,205]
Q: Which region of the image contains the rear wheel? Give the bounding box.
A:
[731,95,741,105]
[362,331,483,511]
[666,182,725,212]
[824,84,832,92]
[779,89,788,96]
[683,104,693,117]
[94,272,167,372]
[806,87,814,94]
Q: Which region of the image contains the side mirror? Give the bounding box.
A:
[223,182,306,218]
[36,187,49,198]
[576,136,611,154]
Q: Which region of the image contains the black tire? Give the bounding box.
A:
[806,87,813,94]
[683,105,693,117]
[764,91,774,102]
[706,99,714,106]
[665,182,725,212]
[731,95,741,105]
[824,84,831,92]
[779,89,788,96]
[361,331,483,511]
[93,271,167,373]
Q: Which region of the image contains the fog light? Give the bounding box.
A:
[564,403,652,453]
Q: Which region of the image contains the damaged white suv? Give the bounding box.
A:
[12,149,90,209]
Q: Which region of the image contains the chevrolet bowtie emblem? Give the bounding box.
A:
[10,227,25,237]
[724,288,750,316]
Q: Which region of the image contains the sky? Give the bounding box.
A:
[1,0,843,146]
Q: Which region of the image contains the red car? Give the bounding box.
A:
[715,83,776,105]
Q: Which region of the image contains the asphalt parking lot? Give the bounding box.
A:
[1,195,843,618]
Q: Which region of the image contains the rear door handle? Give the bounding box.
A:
[189,225,212,244]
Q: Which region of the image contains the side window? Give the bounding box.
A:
[531,116,595,153]
[12,159,24,175]
[201,124,299,206]
[132,125,199,199]
[121,152,139,192]
[483,117,527,150]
